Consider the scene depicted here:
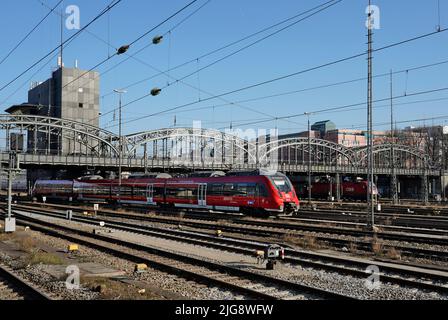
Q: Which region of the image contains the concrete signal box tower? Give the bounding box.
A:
[6,66,100,156]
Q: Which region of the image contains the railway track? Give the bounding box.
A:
[284,211,448,236]
[11,199,448,233]
[8,202,448,262]
[5,210,354,300]
[0,264,52,300]
[12,201,448,247]
[305,201,448,216]
[6,206,448,296]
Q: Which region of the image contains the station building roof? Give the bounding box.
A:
[5,103,42,115]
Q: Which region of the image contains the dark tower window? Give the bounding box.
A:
[79,103,84,108]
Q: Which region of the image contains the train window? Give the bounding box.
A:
[165,188,176,197]
[133,185,147,197]
[223,183,237,196]
[76,183,105,195]
[81,186,95,194]
[95,184,110,195]
[178,188,190,198]
[236,184,248,196]
[166,187,195,199]
[269,176,293,193]
[153,187,164,197]
[111,186,120,196]
[246,184,256,197]
[235,183,255,197]
[119,186,132,196]
[257,184,268,197]
[208,183,223,196]
[44,184,60,192]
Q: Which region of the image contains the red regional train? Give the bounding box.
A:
[32,170,300,216]
[293,177,379,200]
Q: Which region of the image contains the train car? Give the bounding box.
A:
[33,170,300,216]
[293,178,378,200]
[32,180,75,200]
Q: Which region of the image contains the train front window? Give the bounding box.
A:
[269,176,293,193]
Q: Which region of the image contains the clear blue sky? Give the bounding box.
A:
[1,0,448,136]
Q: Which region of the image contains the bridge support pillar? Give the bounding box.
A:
[391,174,399,205]
[144,143,148,174]
[441,173,448,202]
[335,172,341,202]
[440,170,448,201]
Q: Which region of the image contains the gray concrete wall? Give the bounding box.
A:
[26,67,100,156]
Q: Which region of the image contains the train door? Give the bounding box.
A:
[256,183,266,200]
[146,184,154,204]
[198,183,207,207]
[251,183,260,208]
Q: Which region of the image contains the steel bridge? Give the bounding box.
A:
[0,114,443,176]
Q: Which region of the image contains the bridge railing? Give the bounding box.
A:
[0,151,441,177]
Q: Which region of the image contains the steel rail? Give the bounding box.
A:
[0,264,52,300]
[8,211,354,300]
[7,206,448,295]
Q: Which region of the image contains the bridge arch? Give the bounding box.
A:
[258,137,358,167]
[355,144,431,170]
[125,127,257,165]
[0,115,119,156]
[0,114,438,174]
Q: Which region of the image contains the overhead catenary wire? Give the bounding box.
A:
[0,0,124,95]
[0,34,80,108]
[161,0,344,89]
[55,0,211,119]
[96,0,344,104]
[29,0,210,115]
[110,27,448,127]
[72,0,317,127]
[216,85,448,129]
[276,113,448,135]
[2,0,213,123]
[0,0,123,108]
[60,0,202,92]
[95,45,448,127]
[340,114,448,131]
[96,0,347,125]
[81,0,342,127]
[123,57,448,119]
[97,0,212,92]
[97,49,304,128]
[0,0,64,68]
[116,95,448,131]
[36,0,120,55]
